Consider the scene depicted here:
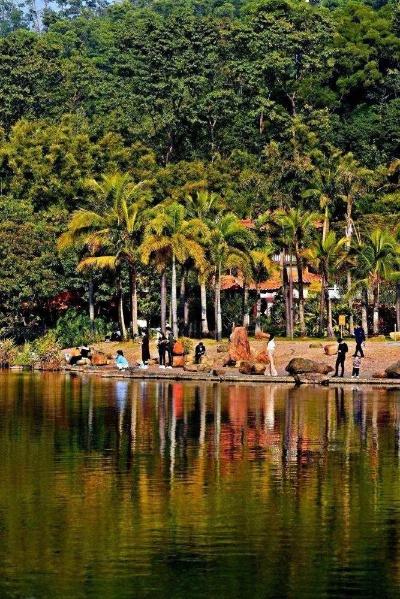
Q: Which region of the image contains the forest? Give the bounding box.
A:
[0,0,399,344]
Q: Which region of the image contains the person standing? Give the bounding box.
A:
[141,331,150,365]
[158,332,168,369]
[265,333,278,376]
[332,337,349,377]
[352,355,362,379]
[166,327,175,368]
[194,340,206,364]
[353,323,366,357]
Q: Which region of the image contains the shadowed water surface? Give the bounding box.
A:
[0,373,400,598]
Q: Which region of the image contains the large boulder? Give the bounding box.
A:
[286,358,333,375]
[172,355,185,368]
[239,360,267,375]
[183,364,198,372]
[91,350,108,366]
[385,361,400,378]
[324,344,337,356]
[239,360,253,375]
[255,350,270,365]
[229,326,252,362]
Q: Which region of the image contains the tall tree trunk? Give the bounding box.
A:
[288,252,294,337]
[200,280,209,336]
[117,273,127,341]
[361,286,368,337]
[347,271,354,336]
[319,276,326,337]
[397,284,400,333]
[129,264,138,338]
[294,244,305,336]
[161,270,167,332]
[242,281,250,328]
[215,264,222,341]
[255,284,261,335]
[282,252,291,338]
[88,278,95,336]
[373,284,379,335]
[179,268,186,336]
[327,292,333,338]
[171,254,178,338]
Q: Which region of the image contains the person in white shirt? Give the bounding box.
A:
[266,333,278,376]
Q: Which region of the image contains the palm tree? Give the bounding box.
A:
[186,190,226,336]
[209,213,254,341]
[58,172,151,340]
[304,231,348,337]
[272,208,319,336]
[354,229,399,334]
[141,202,208,338]
[249,244,274,336]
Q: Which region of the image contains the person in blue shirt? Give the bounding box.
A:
[114,350,129,370]
[353,324,365,357]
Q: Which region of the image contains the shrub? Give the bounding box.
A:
[55,310,110,348]
[32,332,63,370]
[0,338,17,366]
[179,337,194,355]
[12,342,35,367]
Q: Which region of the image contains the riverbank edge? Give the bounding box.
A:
[60,366,400,386]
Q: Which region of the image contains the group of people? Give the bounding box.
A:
[112,323,366,378]
[156,328,175,369]
[332,323,366,379]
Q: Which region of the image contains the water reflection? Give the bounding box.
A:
[0,374,400,598]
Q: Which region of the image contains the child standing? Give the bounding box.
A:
[352,355,361,379]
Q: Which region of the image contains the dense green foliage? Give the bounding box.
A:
[0,0,398,339]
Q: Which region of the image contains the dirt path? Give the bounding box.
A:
[88,338,400,379]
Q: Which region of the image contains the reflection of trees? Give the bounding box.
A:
[1,376,400,595]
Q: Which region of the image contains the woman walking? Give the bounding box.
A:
[266,333,278,377]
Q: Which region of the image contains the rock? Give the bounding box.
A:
[324,344,337,355]
[91,351,108,366]
[185,354,194,364]
[239,360,253,375]
[309,343,323,348]
[198,362,212,373]
[213,368,226,377]
[295,373,330,385]
[172,355,185,368]
[228,327,252,362]
[252,362,267,375]
[389,332,400,341]
[372,371,387,379]
[222,356,236,367]
[217,344,229,353]
[173,340,184,355]
[255,331,269,339]
[385,361,400,378]
[255,350,270,364]
[286,358,333,376]
[183,364,198,372]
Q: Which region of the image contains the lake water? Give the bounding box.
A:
[1,373,400,598]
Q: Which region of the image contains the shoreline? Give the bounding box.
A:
[60,365,400,386]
